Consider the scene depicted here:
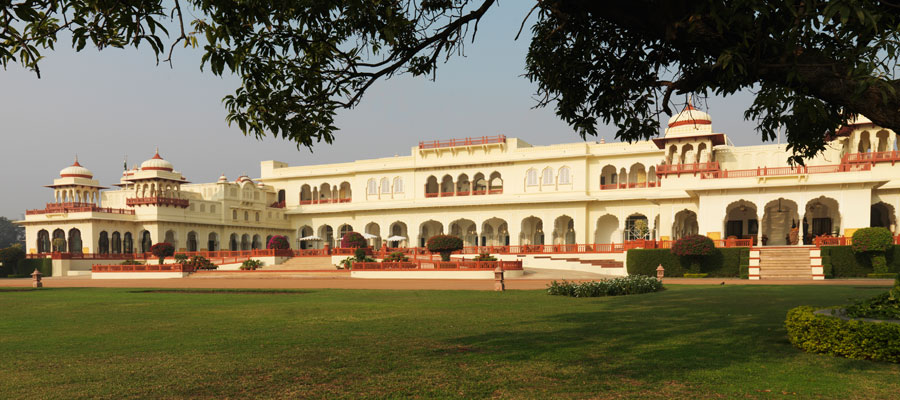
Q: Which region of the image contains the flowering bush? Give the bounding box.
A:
[149,242,174,265]
[426,235,464,261]
[547,275,664,297]
[671,235,715,256]
[267,235,290,250]
[671,235,715,273]
[852,227,894,273]
[341,232,367,248]
[473,252,497,261]
[186,255,217,270]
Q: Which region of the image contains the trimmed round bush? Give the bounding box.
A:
[383,251,408,262]
[852,227,894,273]
[149,242,174,265]
[266,235,290,250]
[426,235,464,261]
[785,306,900,363]
[340,232,367,248]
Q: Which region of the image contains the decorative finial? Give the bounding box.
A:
[73,154,81,167]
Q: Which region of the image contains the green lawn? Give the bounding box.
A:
[1,285,898,399]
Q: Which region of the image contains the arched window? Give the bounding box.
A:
[380,177,391,194]
[558,166,571,185]
[526,169,538,186]
[393,177,403,193]
[232,210,237,220]
[367,179,377,195]
[541,168,554,185]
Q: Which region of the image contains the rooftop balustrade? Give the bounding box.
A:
[26,202,135,215]
[418,134,506,150]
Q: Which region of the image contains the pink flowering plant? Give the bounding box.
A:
[267,235,290,250]
[341,232,367,248]
[149,242,174,265]
[426,235,464,261]
[851,227,893,273]
[671,235,715,273]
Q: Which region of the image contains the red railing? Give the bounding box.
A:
[656,162,720,176]
[843,151,900,165]
[425,189,500,198]
[26,202,135,215]
[299,199,313,205]
[269,201,286,208]
[126,197,190,208]
[812,235,900,247]
[702,163,871,179]
[293,249,329,256]
[351,260,523,271]
[440,192,455,197]
[298,198,351,205]
[599,181,660,190]
[419,135,506,150]
[91,263,193,273]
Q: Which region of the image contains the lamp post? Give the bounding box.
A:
[656,264,665,281]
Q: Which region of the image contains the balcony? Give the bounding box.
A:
[126,196,190,208]
[297,198,351,205]
[842,151,900,165]
[26,202,135,215]
[425,188,502,198]
[656,162,720,176]
[418,134,506,150]
[600,182,660,190]
[701,163,871,179]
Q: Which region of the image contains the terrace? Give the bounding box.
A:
[418,134,506,150]
[25,202,135,216]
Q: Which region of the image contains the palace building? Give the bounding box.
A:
[18,104,900,276]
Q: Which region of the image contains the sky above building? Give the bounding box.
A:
[0,3,769,218]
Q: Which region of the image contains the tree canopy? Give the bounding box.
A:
[0,217,24,249]
[4,1,900,162]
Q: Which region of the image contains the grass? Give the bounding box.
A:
[1,285,899,399]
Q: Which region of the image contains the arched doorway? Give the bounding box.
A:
[229,233,239,251]
[338,224,354,241]
[625,214,650,241]
[37,229,50,253]
[520,216,544,245]
[481,218,509,246]
[52,229,66,252]
[252,234,262,250]
[419,220,444,247]
[762,198,800,245]
[124,232,133,254]
[388,222,408,248]
[449,219,477,247]
[724,200,758,243]
[553,216,576,245]
[297,226,313,249]
[871,202,897,233]
[673,210,698,240]
[318,225,334,248]
[164,230,177,249]
[111,232,121,254]
[98,231,109,254]
[365,222,381,248]
[241,234,250,250]
[208,232,219,251]
[68,228,82,254]
[594,215,619,243]
[804,197,840,243]
[187,232,198,252]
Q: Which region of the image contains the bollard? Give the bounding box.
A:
[494,266,505,292]
[31,268,43,288]
[656,264,665,281]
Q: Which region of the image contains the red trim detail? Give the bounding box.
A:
[667,119,712,128]
[141,167,174,171]
[72,160,83,167]
[152,151,163,160]
[60,173,93,178]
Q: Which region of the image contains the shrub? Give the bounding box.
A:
[845,276,900,320]
[547,275,664,297]
[426,235,464,261]
[149,243,175,265]
[174,254,188,264]
[626,248,747,278]
[382,252,408,262]
[121,260,143,265]
[340,232,367,248]
[354,247,368,260]
[240,259,264,270]
[852,227,893,274]
[186,255,217,270]
[0,245,26,276]
[785,306,900,363]
[18,258,52,277]
[822,245,900,277]
[671,235,715,273]
[473,253,497,261]
[267,235,290,250]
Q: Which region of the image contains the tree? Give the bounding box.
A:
[0,244,26,276]
[426,235,464,261]
[149,242,174,265]
[0,217,24,249]
[4,1,900,162]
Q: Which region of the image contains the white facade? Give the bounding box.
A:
[19,105,900,256]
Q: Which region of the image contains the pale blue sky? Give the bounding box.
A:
[0,3,765,218]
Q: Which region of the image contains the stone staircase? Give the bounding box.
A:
[260,256,335,270]
[756,247,814,280]
[532,255,624,269]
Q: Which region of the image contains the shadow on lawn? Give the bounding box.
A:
[444,286,884,383]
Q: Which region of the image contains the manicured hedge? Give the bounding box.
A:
[547,275,664,297]
[18,258,52,277]
[626,247,749,278]
[821,245,900,278]
[785,306,900,363]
